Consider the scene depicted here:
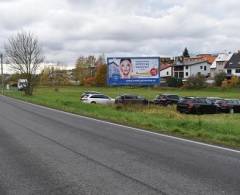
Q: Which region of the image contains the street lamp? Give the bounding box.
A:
[0,53,4,95]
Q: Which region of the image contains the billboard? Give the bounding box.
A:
[107,57,160,86]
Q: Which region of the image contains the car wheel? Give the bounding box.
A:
[91,101,96,104]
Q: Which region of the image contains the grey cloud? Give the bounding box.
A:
[0,0,240,65]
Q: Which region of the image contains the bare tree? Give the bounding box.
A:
[4,31,44,95]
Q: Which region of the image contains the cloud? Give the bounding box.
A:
[0,0,240,65]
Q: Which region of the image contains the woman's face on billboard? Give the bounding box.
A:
[120,60,131,76]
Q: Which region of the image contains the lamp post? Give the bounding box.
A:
[0,53,4,95]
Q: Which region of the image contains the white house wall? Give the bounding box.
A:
[224,69,240,77]
[184,62,210,78]
[160,67,172,77]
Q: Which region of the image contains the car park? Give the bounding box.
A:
[80,91,239,115]
[153,94,180,106]
[115,95,149,105]
[81,94,115,105]
[177,97,217,114]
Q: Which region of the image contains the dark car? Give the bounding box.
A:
[80,91,102,99]
[215,99,240,113]
[115,95,149,105]
[153,94,180,106]
[177,97,217,114]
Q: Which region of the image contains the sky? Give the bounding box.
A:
[0,0,240,65]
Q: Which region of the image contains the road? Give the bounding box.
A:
[0,96,239,195]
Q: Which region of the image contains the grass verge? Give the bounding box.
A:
[5,86,240,149]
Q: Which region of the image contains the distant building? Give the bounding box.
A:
[173,57,211,79]
[210,53,233,77]
[224,51,240,77]
[160,63,172,78]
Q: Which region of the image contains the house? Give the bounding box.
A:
[210,53,233,77]
[224,51,240,77]
[160,63,172,78]
[173,57,211,79]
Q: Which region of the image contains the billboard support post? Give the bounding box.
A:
[0,54,4,95]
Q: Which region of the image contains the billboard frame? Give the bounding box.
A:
[107,56,161,86]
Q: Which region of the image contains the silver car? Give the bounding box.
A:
[81,94,115,105]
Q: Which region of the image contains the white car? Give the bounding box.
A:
[17,79,28,91]
[81,94,115,105]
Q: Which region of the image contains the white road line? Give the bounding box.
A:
[3,95,240,154]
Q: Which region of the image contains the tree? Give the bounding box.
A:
[95,64,107,86]
[182,48,190,58]
[95,53,106,68]
[74,55,96,84]
[4,31,44,95]
[39,67,51,86]
[214,72,226,87]
[51,69,70,86]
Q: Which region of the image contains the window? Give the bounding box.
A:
[179,72,184,78]
[186,72,189,77]
[125,96,137,100]
[185,66,189,70]
[236,69,240,73]
[166,71,169,75]
[227,69,232,74]
[91,95,108,99]
[200,66,203,70]
[204,66,207,71]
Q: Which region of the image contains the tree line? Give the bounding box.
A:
[3,31,108,96]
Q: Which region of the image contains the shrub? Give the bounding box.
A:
[166,77,183,87]
[214,72,227,87]
[184,74,207,89]
[221,76,240,89]
[83,77,96,86]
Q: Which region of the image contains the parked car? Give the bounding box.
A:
[80,91,102,99]
[81,94,115,105]
[177,97,217,114]
[215,99,240,113]
[115,95,149,105]
[153,94,180,106]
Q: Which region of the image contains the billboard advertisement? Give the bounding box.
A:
[107,57,160,86]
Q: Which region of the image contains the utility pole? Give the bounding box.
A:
[0,53,4,95]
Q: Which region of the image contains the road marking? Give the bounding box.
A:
[3,96,240,154]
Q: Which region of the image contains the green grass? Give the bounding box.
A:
[5,86,240,149]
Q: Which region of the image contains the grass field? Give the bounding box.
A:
[5,86,240,149]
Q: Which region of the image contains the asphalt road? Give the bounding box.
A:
[0,96,239,195]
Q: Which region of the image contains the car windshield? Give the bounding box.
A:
[194,98,208,103]
[168,95,179,100]
[137,96,144,99]
[226,100,239,104]
[124,96,137,99]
